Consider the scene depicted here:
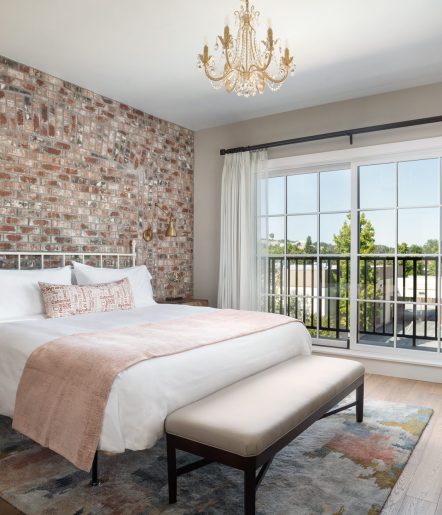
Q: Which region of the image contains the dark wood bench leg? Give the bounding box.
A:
[356,381,364,423]
[167,438,177,504]
[244,462,256,515]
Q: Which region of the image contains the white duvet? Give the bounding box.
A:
[0,304,312,453]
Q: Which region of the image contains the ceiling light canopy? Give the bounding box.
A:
[198,0,295,97]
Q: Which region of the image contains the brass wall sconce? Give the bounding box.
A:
[143,203,177,242]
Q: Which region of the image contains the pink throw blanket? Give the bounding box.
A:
[13,309,295,471]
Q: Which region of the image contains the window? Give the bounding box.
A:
[259,141,442,358]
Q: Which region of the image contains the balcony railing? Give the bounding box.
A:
[264,256,438,347]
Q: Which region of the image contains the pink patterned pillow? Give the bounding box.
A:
[39,278,135,318]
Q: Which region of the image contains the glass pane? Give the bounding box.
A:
[319,298,349,341]
[359,163,396,209]
[358,301,394,347]
[320,213,350,253]
[358,257,395,301]
[287,173,317,214]
[287,215,317,254]
[288,258,317,297]
[320,169,351,212]
[398,158,439,207]
[260,217,285,254]
[288,296,317,329]
[260,176,285,216]
[396,303,437,352]
[398,208,439,254]
[320,258,350,298]
[359,210,395,254]
[397,258,437,303]
[267,257,284,296]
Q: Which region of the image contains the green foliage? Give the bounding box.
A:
[304,235,316,254]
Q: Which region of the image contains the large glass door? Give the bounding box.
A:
[356,158,440,353]
[259,167,351,349]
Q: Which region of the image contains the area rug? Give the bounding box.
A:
[0,399,432,515]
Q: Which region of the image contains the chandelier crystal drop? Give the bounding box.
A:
[198,0,295,97]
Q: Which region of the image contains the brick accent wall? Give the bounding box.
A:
[0,56,194,300]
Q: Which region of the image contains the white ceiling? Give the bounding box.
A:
[1,0,442,131]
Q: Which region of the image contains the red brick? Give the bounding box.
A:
[44,147,61,155]
[55,142,70,150]
[20,176,37,184]
[45,228,61,236]
[42,163,61,171]
[7,234,22,242]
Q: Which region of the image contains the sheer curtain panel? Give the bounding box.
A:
[218,151,267,309]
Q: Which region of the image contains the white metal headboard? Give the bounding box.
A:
[0,241,137,270]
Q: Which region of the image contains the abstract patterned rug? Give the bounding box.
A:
[0,399,432,515]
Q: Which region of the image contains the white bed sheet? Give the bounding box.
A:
[0,304,312,453]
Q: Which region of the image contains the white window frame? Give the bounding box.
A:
[261,136,442,364]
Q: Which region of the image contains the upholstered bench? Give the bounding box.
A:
[165,354,365,515]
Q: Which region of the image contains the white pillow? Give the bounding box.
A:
[0,266,72,321]
[72,262,155,308]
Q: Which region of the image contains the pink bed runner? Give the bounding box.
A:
[13,309,295,471]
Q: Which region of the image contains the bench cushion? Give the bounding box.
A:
[165,355,364,457]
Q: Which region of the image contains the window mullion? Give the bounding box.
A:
[316,172,320,341]
[349,162,359,348]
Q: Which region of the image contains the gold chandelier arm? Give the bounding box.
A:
[202,62,233,83]
[261,66,290,85]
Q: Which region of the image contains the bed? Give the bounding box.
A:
[0,246,312,466]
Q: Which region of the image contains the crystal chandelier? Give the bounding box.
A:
[197,0,295,97]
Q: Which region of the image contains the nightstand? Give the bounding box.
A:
[157,297,209,307]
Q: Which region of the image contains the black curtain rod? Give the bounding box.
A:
[219,116,442,156]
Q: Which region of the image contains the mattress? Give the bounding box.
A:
[0,304,312,453]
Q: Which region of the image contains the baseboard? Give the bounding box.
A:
[313,348,442,384]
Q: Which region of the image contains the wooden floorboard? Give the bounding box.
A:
[397,495,437,515]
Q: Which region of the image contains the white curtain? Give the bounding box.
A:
[218,150,267,310]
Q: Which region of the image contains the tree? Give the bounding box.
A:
[333,213,376,254]
[331,213,377,332]
[304,235,315,254]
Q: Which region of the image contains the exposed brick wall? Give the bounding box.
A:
[0,56,194,300]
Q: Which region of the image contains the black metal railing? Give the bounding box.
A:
[264,255,438,346]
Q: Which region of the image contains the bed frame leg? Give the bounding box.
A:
[89,451,100,486]
[356,382,364,423]
[167,438,177,504]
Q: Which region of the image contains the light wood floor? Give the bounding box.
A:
[0,373,441,515]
